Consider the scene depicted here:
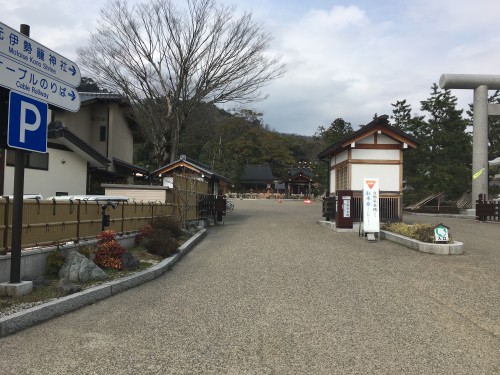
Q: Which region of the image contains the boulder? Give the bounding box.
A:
[121,252,140,271]
[56,278,82,297]
[59,251,108,283]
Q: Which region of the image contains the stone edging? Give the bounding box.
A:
[379,230,464,255]
[0,229,207,338]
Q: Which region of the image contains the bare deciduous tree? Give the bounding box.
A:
[77,0,285,166]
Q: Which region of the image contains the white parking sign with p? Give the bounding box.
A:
[7,91,48,153]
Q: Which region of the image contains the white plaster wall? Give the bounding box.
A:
[358,134,374,144]
[351,149,400,161]
[90,104,109,157]
[104,187,168,203]
[377,134,399,144]
[109,103,134,165]
[330,169,336,193]
[53,106,93,143]
[333,151,348,165]
[3,148,87,198]
[351,164,400,191]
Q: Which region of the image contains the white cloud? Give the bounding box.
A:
[2,0,500,135]
[250,0,500,134]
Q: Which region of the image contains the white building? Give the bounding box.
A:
[1,92,146,198]
[318,115,418,221]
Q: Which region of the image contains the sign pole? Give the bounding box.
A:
[9,24,30,284]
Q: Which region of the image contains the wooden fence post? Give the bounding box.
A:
[121,201,125,234]
[2,197,10,253]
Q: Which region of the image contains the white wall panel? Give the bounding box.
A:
[378,134,399,144]
[358,134,374,144]
[351,164,400,191]
[330,169,336,193]
[351,149,400,160]
[4,148,87,198]
[333,151,348,165]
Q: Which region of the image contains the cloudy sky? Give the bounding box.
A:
[2,0,499,135]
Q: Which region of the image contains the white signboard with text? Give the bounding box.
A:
[0,21,80,111]
[0,21,81,86]
[342,196,351,218]
[363,178,380,233]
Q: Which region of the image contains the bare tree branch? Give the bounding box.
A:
[77,0,285,165]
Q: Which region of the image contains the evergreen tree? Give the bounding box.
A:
[488,92,500,195]
[314,118,354,195]
[391,100,416,130]
[467,90,500,195]
[486,91,500,161]
[414,84,471,199]
[314,118,354,146]
[391,99,426,204]
[77,77,109,93]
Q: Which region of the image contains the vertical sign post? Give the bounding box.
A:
[0,22,80,293]
[9,24,31,284]
[363,178,380,240]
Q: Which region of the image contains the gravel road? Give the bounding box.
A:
[0,199,498,374]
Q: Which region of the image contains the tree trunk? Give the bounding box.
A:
[170,119,180,163]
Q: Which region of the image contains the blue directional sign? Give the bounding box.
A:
[7,91,48,153]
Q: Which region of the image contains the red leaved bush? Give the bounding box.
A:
[94,230,125,270]
[135,224,153,245]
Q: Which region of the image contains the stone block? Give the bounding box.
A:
[109,269,156,295]
[419,242,449,255]
[0,281,33,297]
[380,230,464,255]
[449,242,465,255]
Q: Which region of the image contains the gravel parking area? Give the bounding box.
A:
[0,199,498,374]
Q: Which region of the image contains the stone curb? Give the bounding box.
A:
[317,220,464,255]
[403,211,476,220]
[316,220,360,232]
[0,229,207,338]
[379,230,464,255]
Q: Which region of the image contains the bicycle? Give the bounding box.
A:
[226,199,234,213]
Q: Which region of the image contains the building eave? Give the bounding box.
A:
[48,121,110,167]
[318,115,419,160]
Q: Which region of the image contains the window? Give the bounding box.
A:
[335,164,349,190]
[6,150,49,170]
[100,126,107,142]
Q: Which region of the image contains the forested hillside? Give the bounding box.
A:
[132,84,499,200]
[135,104,326,191]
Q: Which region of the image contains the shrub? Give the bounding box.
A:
[412,225,435,242]
[143,231,178,257]
[150,216,183,239]
[94,230,125,270]
[47,250,65,277]
[135,224,153,245]
[381,222,449,243]
[140,216,182,258]
[78,245,97,261]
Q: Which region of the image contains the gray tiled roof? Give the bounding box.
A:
[318,115,419,160]
[152,155,231,183]
[79,92,124,103]
[241,164,276,183]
